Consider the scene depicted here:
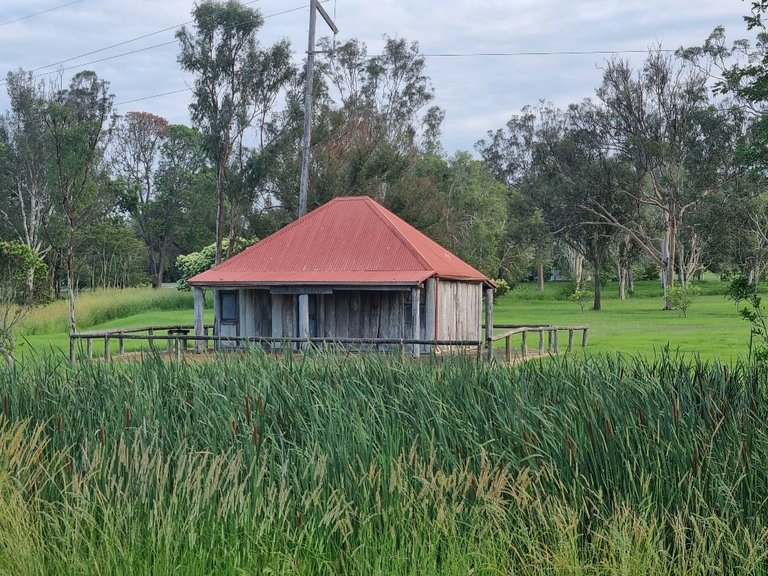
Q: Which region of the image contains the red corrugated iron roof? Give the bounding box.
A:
[189,196,492,287]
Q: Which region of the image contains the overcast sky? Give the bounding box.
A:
[0,0,753,154]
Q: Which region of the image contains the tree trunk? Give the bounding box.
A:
[537,263,545,291]
[592,255,602,311]
[573,253,585,291]
[67,226,77,360]
[662,214,676,309]
[215,160,226,265]
[154,243,168,289]
[149,250,161,289]
[617,261,626,300]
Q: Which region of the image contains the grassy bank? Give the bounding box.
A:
[1,351,767,573]
[14,288,209,361]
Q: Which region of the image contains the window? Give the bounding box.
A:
[220,291,238,323]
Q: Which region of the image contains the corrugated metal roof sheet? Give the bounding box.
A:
[189,196,491,287]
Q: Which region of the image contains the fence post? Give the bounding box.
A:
[567,329,574,352]
[505,335,512,362]
[104,335,111,361]
[148,328,155,353]
[521,330,528,358]
[118,334,125,356]
[582,328,589,348]
[553,330,559,354]
[538,330,544,354]
[86,338,93,360]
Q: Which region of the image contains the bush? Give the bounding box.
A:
[492,278,510,301]
[569,289,591,314]
[725,274,757,310]
[176,238,257,290]
[667,284,700,318]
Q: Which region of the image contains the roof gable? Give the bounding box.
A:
[189,196,490,286]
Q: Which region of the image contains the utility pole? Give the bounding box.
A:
[298,0,338,218]
[298,1,337,349]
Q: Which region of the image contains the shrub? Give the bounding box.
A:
[667,284,700,318]
[492,278,511,301]
[176,238,257,290]
[725,274,756,310]
[569,290,591,314]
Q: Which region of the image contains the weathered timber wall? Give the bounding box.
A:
[437,281,482,342]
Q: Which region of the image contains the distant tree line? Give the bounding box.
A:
[1,0,768,315]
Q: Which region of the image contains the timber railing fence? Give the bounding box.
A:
[484,324,589,362]
[70,323,588,362]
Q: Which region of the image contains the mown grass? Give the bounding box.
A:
[13,278,754,363]
[1,351,767,573]
[14,288,213,361]
[496,279,751,362]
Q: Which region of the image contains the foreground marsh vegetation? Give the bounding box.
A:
[1,350,768,574]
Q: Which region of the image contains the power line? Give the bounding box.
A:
[116,87,190,106]
[0,0,84,27]
[421,49,675,57]
[109,47,679,110]
[0,2,317,86]
[48,40,178,77]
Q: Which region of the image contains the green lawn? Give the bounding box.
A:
[14,288,211,361]
[495,279,751,362]
[9,280,756,363]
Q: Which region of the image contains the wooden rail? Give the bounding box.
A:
[70,327,483,361]
[71,323,588,362]
[485,324,589,362]
[71,325,212,361]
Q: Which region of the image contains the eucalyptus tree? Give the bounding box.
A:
[111,111,169,287]
[0,241,47,369]
[45,70,115,350]
[476,106,554,289]
[400,152,509,279]
[1,70,53,292]
[153,124,216,262]
[309,36,436,206]
[176,0,294,263]
[681,17,768,283]
[593,51,715,302]
[533,104,634,310]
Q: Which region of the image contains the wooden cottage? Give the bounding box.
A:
[188,196,494,354]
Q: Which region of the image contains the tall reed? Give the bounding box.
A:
[0,349,767,573]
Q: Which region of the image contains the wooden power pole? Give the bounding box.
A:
[298,0,338,218]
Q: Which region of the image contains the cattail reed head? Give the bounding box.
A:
[566,435,575,466]
[693,445,699,478]
[672,396,680,429]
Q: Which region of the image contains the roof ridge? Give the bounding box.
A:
[364,197,434,272]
